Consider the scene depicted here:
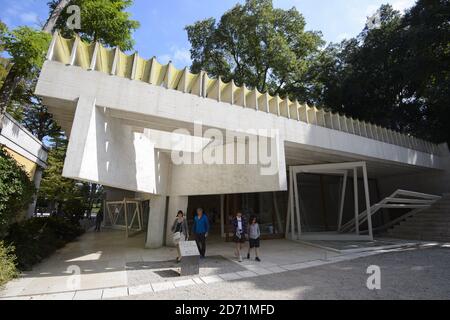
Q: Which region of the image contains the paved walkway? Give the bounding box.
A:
[118,245,450,300]
[0,229,424,300]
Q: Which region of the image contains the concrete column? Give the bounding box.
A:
[165,196,189,247]
[145,195,167,248]
[220,194,225,237]
[63,95,97,179]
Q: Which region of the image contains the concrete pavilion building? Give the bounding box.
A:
[34,32,450,248]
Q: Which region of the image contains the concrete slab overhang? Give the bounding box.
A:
[36,59,448,171]
[33,34,450,194]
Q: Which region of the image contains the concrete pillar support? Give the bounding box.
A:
[145,195,167,248]
[63,95,97,179]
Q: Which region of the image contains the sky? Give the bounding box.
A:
[0,0,417,68]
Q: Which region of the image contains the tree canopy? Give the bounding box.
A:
[186,0,324,95]
[0,1,139,221]
[50,0,140,51]
[185,0,449,145]
[308,1,449,144]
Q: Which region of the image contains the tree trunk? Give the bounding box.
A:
[0,0,70,129]
[42,0,71,33]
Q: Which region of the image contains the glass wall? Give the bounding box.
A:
[296,173,381,232]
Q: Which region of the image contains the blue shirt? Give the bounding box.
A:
[192,214,210,234]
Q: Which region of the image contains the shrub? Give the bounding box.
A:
[0,147,36,237]
[4,216,84,270]
[62,198,87,223]
[0,241,18,287]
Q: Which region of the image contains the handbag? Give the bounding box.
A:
[173,231,181,241]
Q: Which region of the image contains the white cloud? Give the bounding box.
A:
[335,33,350,42]
[158,46,191,68]
[19,12,38,24]
[173,48,191,66]
[158,54,171,65]
[390,0,416,12]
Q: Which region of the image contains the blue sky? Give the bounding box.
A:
[1,0,416,68]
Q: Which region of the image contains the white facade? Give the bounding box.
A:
[0,112,48,217]
[34,36,450,248]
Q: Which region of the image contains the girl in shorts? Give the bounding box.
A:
[247,216,261,261]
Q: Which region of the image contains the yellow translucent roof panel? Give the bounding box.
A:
[96,46,115,74]
[116,51,133,78]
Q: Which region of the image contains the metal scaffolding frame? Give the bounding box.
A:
[105,198,144,238]
[286,161,373,241]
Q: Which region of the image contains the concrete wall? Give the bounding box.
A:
[63,100,167,194]
[0,112,48,169]
[61,95,287,196]
[36,61,449,171]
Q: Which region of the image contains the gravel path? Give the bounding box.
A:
[118,246,450,300]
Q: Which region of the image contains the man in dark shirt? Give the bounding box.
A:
[192,208,210,258]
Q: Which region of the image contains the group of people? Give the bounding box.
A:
[171,208,261,263]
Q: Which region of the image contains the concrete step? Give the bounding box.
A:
[424,207,450,211]
[387,233,450,242]
[405,213,449,219]
[406,217,450,223]
[415,210,450,215]
[382,195,450,242]
[389,227,449,234]
[392,226,450,234]
[388,228,450,237]
[399,221,450,229]
[407,218,450,225]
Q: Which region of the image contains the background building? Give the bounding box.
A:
[0,112,48,217]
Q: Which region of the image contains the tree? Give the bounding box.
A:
[0,148,36,238]
[397,0,450,144]
[50,0,140,51]
[0,0,69,126]
[310,1,449,145]
[0,27,51,128]
[37,136,77,212]
[185,0,323,96]
[21,104,61,141]
[37,136,103,218]
[0,21,9,87]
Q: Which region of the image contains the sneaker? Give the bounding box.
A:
[247,253,250,259]
[238,256,242,262]
[255,257,261,262]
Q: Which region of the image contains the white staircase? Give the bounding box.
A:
[340,190,441,234]
[387,194,450,241]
